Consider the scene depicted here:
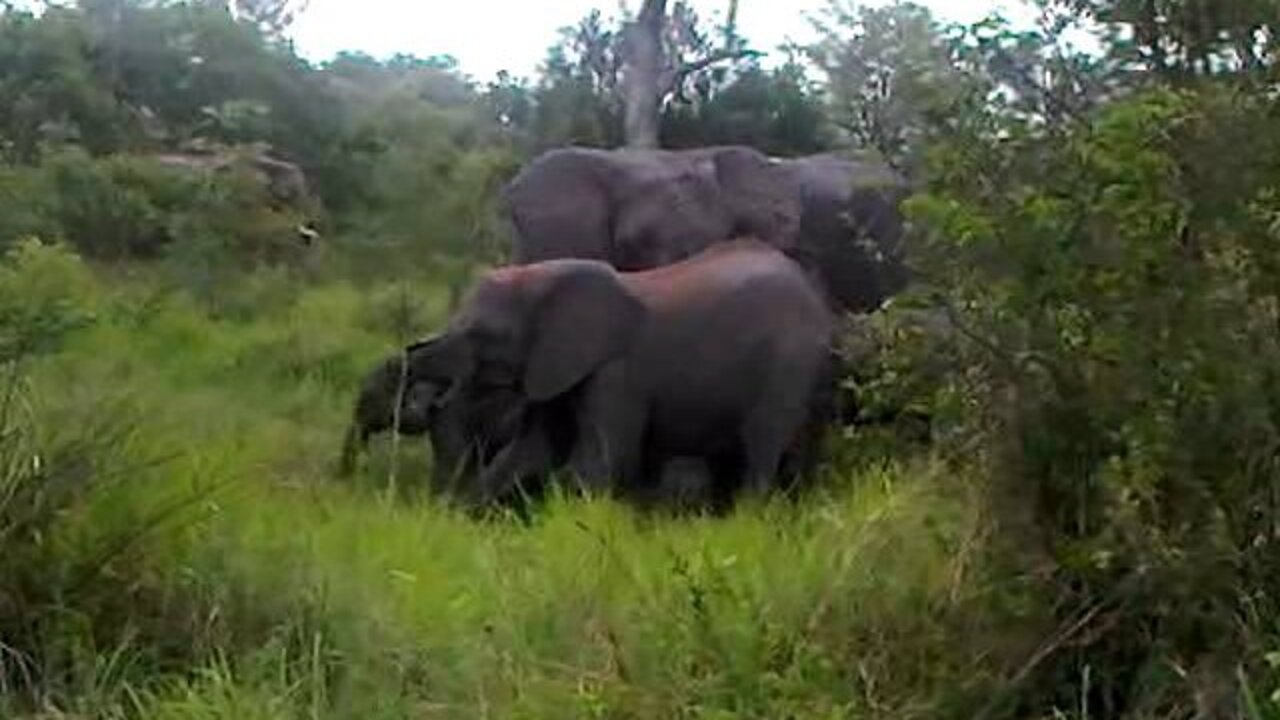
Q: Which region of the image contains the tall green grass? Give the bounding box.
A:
[4,248,1034,718]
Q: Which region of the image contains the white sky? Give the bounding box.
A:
[289,1,1041,83]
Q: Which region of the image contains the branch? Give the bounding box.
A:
[662,48,763,99]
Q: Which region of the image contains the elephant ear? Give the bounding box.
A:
[712,147,802,250]
[524,264,645,402]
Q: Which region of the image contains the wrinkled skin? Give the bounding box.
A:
[403,240,834,511]
[503,146,909,313]
[504,146,802,271]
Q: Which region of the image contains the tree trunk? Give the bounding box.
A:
[621,0,667,148]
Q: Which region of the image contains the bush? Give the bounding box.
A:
[0,148,315,273]
[0,241,223,711]
[884,85,1280,715]
[38,148,183,259]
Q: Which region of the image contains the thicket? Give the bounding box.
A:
[859,5,1280,714]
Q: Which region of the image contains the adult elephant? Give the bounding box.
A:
[502,146,909,314]
[401,239,834,510]
[504,145,801,271]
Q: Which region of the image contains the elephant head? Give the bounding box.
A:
[783,154,911,313]
[339,353,446,476]
[403,260,645,405]
[397,261,644,505]
[338,348,534,489]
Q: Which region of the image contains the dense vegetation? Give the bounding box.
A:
[1,0,1279,717]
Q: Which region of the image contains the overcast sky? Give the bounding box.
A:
[289,1,1041,82]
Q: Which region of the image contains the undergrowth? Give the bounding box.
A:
[0,240,1033,719]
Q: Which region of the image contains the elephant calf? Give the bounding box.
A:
[340,354,430,476]
[402,238,834,509]
[339,353,533,491]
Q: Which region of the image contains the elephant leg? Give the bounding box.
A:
[432,443,476,495]
[705,449,746,515]
[567,426,642,496]
[777,366,837,493]
[565,374,644,496]
[740,414,796,498]
[472,420,556,507]
[740,361,821,497]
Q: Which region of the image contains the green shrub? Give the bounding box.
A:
[0,241,228,712]
[881,85,1280,714]
[38,148,181,259]
[0,148,315,275]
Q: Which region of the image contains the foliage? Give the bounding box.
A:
[662,55,833,156]
[0,240,205,708]
[0,148,312,270]
[870,50,1280,714]
[0,5,132,162]
[1048,0,1279,78]
[486,3,829,156]
[809,1,964,170]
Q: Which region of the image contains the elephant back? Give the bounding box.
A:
[701,146,801,251]
[502,147,616,265]
[502,145,803,273]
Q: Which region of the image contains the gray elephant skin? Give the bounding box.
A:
[402,239,834,510]
[505,145,802,272]
[339,354,536,490]
[503,145,909,314]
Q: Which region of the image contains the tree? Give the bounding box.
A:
[619,0,758,147]
[231,0,307,39]
[516,3,765,151]
[661,54,832,156]
[528,10,625,149]
[1046,0,1278,78]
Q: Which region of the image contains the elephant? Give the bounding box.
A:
[401,239,834,510]
[339,353,434,477]
[504,145,802,271]
[338,353,538,491]
[501,145,909,314]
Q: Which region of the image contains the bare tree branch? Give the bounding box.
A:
[661,47,762,98]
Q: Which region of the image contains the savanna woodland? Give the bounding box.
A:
[1,0,1279,717]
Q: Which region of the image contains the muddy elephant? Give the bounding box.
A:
[502,146,909,314]
[401,239,834,510]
